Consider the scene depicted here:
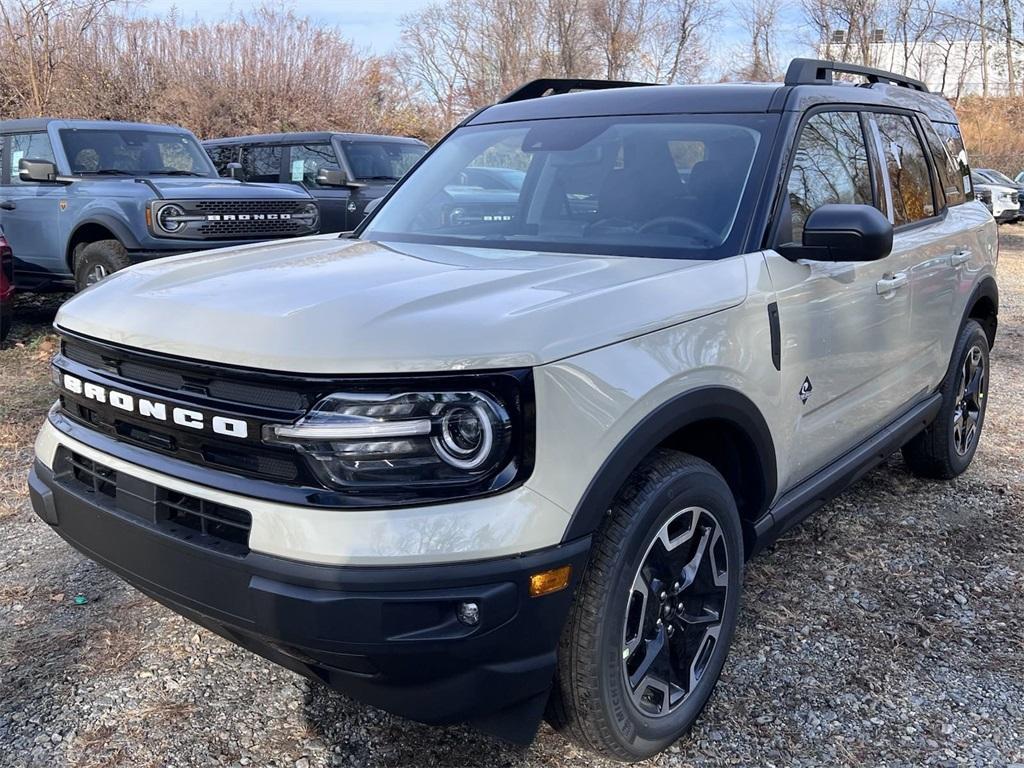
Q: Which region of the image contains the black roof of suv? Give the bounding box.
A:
[468,59,957,125]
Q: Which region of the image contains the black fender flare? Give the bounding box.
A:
[562,386,778,541]
[961,274,998,348]
[66,215,142,268]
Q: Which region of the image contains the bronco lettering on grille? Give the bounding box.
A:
[61,373,249,439]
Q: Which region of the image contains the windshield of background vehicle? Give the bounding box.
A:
[60,129,217,177]
[359,114,776,259]
[340,140,427,181]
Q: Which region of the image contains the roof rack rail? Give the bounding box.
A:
[785,58,928,92]
[498,78,658,104]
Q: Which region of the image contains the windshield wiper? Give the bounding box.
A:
[359,175,400,181]
[146,169,206,176]
[86,168,133,176]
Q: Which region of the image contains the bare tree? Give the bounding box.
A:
[733,0,783,80]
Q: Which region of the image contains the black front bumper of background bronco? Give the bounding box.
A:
[28,460,590,743]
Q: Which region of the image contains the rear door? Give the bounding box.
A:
[866,111,972,398]
[283,142,350,233]
[764,108,916,488]
[0,130,70,282]
[238,143,285,184]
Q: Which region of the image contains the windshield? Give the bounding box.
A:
[360,114,773,259]
[60,128,217,177]
[984,169,1016,185]
[340,140,426,181]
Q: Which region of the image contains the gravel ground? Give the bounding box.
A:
[1,235,1023,768]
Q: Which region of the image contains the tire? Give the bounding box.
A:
[902,319,990,479]
[547,450,744,762]
[73,239,132,292]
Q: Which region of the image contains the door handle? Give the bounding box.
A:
[876,272,908,295]
[950,249,972,266]
[0,201,16,211]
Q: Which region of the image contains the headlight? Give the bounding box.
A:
[156,203,186,232]
[264,374,532,499]
[295,202,318,225]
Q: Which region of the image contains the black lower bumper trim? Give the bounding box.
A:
[29,459,590,741]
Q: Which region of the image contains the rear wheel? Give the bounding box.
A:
[902,319,990,479]
[547,451,743,761]
[73,239,132,292]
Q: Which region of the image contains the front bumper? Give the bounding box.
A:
[28,456,590,742]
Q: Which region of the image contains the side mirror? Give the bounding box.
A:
[789,203,893,262]
[19,158,66,184]
[316,168,346,187]
[226,162,244,180]
[316,168,365,188]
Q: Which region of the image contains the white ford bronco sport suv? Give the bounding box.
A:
[29,59,998,761]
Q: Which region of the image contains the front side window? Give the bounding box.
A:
[239,145,282,183]
[288,144,341,188]
[786,111,873,241]
[871,113,935,226]
[9,132,56,184]
[341,141,426,181]
[361,115,773,260]
[60,129,215,177]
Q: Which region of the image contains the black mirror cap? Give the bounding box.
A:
[801,203,894,262]
[316,168,347,187]
[226,162,244,180]
[18,158,59,183]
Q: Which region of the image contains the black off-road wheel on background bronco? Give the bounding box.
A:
[547,451,744,762]
[902,319,990,479]
[74,239,132,292]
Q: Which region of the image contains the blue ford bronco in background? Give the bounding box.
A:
[0,119,319,292]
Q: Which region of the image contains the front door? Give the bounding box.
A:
[0,130,70,283]
[764,109,919,490]
[284,143,350,233]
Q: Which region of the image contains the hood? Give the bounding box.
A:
[141,177,312,200]
[56,237,748,374]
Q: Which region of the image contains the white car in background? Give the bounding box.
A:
[972,173,1019,223]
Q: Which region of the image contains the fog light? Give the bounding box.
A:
[529,565,572,597]
[456,601,480,626]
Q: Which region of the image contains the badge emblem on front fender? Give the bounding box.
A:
[799,377,813,404]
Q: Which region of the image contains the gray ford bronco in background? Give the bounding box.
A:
[29,59,998,761]
[203,131,428,233]
[0,118,319,291]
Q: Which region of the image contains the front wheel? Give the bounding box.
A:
[547,451,743,761]
[902,319,990,479]
[73,239,132,292]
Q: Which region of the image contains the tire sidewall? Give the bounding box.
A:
[597,464,744,757]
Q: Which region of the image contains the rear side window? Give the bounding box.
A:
[786,111,872,241]
[920,120,965,206]
[207,145,238,176]
[239,145,282,183]
[8,132,56,185]
[871,113,935,225]
[930,121,972,199]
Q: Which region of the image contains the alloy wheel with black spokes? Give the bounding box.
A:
[952,344,985,456]
[903,319,990,479]
[547,451,744,762]
[622,506,730,717]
